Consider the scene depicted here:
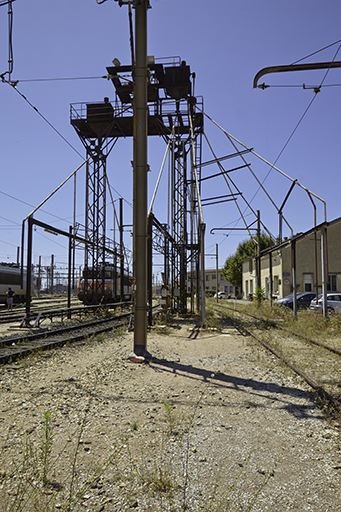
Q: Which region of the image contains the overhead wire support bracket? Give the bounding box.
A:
[201,193,241,207]
[210,225,258,235]
[253,61,341,89]
[303,83,321,94]
[0,0,16,6]
[196,148,252,168]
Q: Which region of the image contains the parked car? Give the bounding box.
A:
[274,292,316,310]
[214,292,229,299]
[309,294,322,307]
[310,293,341,313]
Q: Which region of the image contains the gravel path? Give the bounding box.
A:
[0,317,340,511]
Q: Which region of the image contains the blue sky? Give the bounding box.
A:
[0,0,340,275]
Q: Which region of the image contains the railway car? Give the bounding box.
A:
[0,262,27,304]
[77,264,132,304]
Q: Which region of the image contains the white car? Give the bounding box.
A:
[310,293,341,313]
[214,292,229,299]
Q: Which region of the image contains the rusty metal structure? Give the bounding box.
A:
[70,100,123,303]
[107,57,204,319]
[70,57,204,316]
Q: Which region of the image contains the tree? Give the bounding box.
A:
[222,234,274,288]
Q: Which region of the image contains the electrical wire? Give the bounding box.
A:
[0,215,20,226]
[35,229,69,250]
[291,38,341,65]
[0,238,19,248]
[248,42,341,207]
[7,82,84,159]
[18,76,107,83]
[2,79,132,210]
[0,188,79,224]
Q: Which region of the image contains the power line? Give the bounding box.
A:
[291,38,341,65]
[6,81,84,159]
[2,79,132,207]
[18,75,107,83]
[248,42,341,206]
[0,189,77,224]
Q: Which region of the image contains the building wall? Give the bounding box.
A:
[188,268,238,297]
[242,218,341,299]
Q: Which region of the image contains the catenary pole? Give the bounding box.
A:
[133,0,148,357]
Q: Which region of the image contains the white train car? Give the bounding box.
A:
[0,263,26,304]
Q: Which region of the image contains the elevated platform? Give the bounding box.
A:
[70,100,203,140]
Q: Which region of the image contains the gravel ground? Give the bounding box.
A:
[0,316,340,511]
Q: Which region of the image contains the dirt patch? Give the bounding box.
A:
[0,316,340,511]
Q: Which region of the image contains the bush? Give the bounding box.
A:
[253,287,267,304]
[205,289,216,298]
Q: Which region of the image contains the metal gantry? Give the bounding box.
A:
[70,100,119,303]
[70,55,204,323]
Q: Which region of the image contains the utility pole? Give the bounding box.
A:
[256,210,261,289]
[216,243,218,303]
[132,0,149,358]
[50,254,54,295]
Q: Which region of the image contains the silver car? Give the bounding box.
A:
[310,293,341,313]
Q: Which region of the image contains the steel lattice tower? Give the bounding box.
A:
[71,100,117,303]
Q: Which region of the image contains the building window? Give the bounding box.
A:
[206,275,209,281]
[303,273,314,292]
[250,280,253,295]
[220,273,224,281]
[212,274,216,280]
[245,280,249,296]
[230,286,233,293]
[328,274,337,292]
[249,259,253,273]
[274,275,279,293]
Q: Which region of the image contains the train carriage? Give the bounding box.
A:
[0,263,26,304]
[77,264,131,304]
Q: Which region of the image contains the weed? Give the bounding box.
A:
[0,393,276,512]
[253,286,267,305]
[39,412,55,486]
[164,401,177,435]
[114,325,126,336]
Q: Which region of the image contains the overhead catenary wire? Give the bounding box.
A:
[0,189,79,224]
[17,76,107,83]
[203,112,327,221]
[250,41,341,211]
[5,81,84,159]
[291,37,341,65]
[1,79,132,216]
[202,130,276,242]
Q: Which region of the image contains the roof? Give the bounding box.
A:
[242,216,341,262]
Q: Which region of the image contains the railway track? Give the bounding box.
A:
[0,310,133,365]
[0,302,163,365]
[213,302,341,412]
[0,299,130,325]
